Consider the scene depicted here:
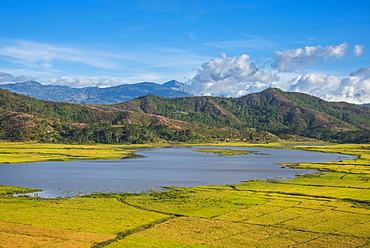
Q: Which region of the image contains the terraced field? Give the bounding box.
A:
[0,143,369,247]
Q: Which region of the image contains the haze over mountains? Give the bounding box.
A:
[0,80,192,104]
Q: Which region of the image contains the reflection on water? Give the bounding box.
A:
[0,146,355,198]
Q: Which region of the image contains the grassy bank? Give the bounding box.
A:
[0,142,155,164]
[0,141,317,165]
[0,143,369,247]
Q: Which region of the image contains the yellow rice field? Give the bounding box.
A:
[0,142,369,247]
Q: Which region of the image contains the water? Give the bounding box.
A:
[0,146,355,198]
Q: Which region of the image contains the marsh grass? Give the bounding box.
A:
[0,185,40,196]
[192,148,256,156]
[0,142,370,247]
[0,142,150,164]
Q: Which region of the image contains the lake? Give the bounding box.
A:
[0,146,355,198]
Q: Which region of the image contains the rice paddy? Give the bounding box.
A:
[0,142,369,247]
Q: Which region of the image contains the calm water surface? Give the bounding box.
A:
[0,146,355,198]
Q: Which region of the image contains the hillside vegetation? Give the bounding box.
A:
[0,88,369,144]
[110,88,370,143]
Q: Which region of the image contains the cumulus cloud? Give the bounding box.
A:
[272,43,363,72]
[188,53,278,97]
[287,74,341,96]
[187,42,369,103]
[45,77,123,88]
[0,71,35,83]
[287,67,370,104]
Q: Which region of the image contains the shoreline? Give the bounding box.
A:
[0,142,355,198]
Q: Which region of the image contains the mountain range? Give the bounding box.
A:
[0,86,369,144]
[0,80,192,104]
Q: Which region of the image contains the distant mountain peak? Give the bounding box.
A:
[162,80,190,94]
[163,80,184,87]
[0,80,193,104]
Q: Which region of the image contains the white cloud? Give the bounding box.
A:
[188,53,278,97]
[288,74,341,95]
[287,74,340,97]
[287,67,370,104]
[272,43,363,72]
[0,39,208,84]
[0,40,119,71]
[0,71,35,83]
[2,42,138,72]
[187,44,369,103]
[44,73,177,88]
[353,45,365,57]
[45,77,123,88]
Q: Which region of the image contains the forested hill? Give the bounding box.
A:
[0,89,247,143]
[109,88,370,142]
[0,87,369,143]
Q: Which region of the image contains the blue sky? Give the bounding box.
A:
[0,0,369,103]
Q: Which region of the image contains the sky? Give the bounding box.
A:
[0,0,369,103]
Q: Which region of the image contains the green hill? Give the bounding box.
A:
[0,88,369,143]
[110,88,370,142]
[0,89,254,143]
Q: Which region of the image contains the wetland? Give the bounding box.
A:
[0,146,355,198]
